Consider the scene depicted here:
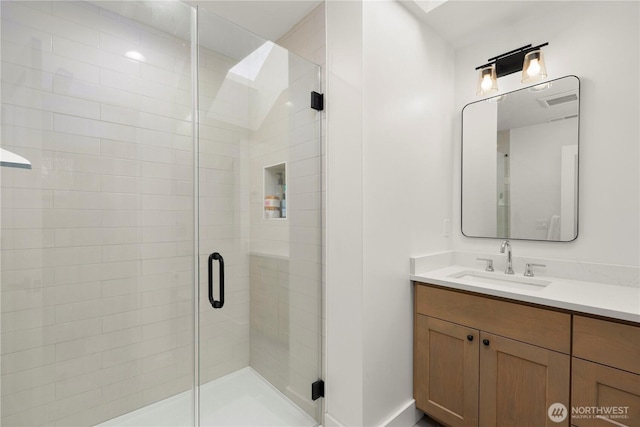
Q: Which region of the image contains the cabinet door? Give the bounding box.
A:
[415,315,479,427]
[479,332,570,427]
[572,358,640,427]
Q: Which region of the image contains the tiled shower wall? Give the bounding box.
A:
[0,2,198,425]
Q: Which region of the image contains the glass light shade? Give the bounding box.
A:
[485,94,507,103]
[521,50,548,83]
[529,82,553,92]
[476,65,498,96]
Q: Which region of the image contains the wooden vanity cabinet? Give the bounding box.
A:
[414,283,572,427]
[571,316,640,427]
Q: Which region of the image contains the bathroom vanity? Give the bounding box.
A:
[411,257,640,427]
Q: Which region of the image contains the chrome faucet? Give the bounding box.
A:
[500,240,514,274]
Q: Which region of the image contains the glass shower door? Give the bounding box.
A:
[196,7,323,426]
[0,1,197,425]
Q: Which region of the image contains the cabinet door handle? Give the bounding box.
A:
[467,335,474,342]
[482,339,490,346]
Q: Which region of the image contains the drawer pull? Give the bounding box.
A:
[467,335,474,342]
[483,339,490,346]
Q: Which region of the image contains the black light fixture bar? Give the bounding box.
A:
[475,42,549,77]
[487,44,532,62]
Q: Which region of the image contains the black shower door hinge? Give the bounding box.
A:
[311,379,325,400]
[310,91,324,111]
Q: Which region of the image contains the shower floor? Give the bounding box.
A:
[97,367,317,427]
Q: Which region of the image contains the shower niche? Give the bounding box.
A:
[264,162,287,219]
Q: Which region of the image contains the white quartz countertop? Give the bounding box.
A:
[412,265,640,323]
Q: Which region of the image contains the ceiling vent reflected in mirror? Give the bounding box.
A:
[538,92,579,108]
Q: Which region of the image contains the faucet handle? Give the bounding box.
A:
[524,263,546,277]
[477,258,494,272]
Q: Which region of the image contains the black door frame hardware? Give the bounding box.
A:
[208,252,225,309]
[311,91,324,111]
[311,379,324,401]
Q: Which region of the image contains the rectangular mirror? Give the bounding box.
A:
[462,75,580,241]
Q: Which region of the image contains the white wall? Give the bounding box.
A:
[326,0,364,425]
[362,1,454,425]
[326,0,454,425]
[452,1,640,267]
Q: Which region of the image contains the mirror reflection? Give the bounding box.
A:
[462,75,580,241]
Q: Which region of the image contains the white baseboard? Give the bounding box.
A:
[381,399,423,427]
[325,400,423,427]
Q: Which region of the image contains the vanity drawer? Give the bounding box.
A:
[573,315,640,374]
[415,283,571,353]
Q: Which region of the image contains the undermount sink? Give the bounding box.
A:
[447,270,551,292]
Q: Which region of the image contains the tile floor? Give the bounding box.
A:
[414,415,443,427]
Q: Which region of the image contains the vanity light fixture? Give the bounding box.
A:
[475,42,549,96]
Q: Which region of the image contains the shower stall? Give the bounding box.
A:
[0,1,323,426]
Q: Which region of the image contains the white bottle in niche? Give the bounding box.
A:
[281,186,286,218]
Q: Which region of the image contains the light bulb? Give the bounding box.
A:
[481,74,493,90]
[527,58,541,77]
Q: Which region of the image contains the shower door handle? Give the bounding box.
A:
[208,252,224,309]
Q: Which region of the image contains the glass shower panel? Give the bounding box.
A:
[0,1,196,426]
[197,7,323,426]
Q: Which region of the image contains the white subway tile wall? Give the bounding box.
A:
[1,1,196,425]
